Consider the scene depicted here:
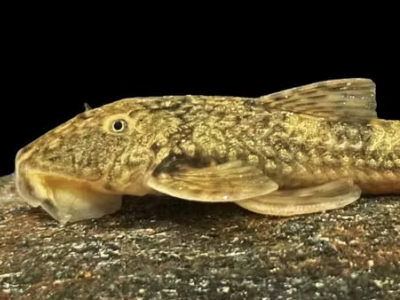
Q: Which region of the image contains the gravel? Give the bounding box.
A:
[1,174,399,300]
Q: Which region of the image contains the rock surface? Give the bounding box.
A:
[1,174,399,300]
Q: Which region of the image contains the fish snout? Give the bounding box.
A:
[15,146,44,207]
[15,167,42,208]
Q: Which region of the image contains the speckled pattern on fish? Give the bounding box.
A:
[13,78,400,224]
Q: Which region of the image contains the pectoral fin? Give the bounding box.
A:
[147,160,278,202]
[235,179,361,216]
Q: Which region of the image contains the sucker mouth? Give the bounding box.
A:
[15,170,43,208]
[15,169,66,224]
[40,198,64,221]
[16,171,68,223]
[15,146,42,206]
[15,167,123,224]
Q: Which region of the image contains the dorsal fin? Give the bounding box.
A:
[258,78,377,123]
[84,103,92,111]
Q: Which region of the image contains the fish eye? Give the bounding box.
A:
[111,119,127,132]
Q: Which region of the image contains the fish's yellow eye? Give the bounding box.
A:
[111,119,127,132]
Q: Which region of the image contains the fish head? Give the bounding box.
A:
[14,99,168,223]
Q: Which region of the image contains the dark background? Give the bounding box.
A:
[1,46,396,176]
[1,1,398,177]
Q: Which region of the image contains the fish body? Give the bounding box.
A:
[14,79,400,223]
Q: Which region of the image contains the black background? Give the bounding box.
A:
[1,34,397,176]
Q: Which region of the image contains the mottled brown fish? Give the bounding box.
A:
[14,79,400,224]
